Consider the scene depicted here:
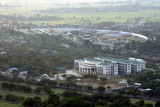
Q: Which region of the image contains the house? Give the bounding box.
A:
[19,71,28,76]
[0,51,7,55]
[134,83,142,87]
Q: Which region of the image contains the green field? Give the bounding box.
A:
[1,5,160,25]
[0,81,91,98]
[0,82,156,107]
[0,89,46,98]
[0,101,22,107]
[17,9,160,25]
[131,98,156,106]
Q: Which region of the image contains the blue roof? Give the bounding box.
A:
[58,67,65,70]
[105,32,134,38]
[10,68,18,71]
[97,30,119,34]
[105,33,123,37]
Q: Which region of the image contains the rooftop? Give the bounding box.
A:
[99,62,118,66]
[75,56,145,65]
[96,56,143,64]
[84,58,102,62]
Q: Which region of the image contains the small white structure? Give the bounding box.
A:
[0,51,7,55]
[61,44,70,48]
[144,88,152,91]
[19,71,28,76]
[134,83,142,87]
[40,74,51,80]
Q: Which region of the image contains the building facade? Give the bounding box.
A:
[74,57,146,77]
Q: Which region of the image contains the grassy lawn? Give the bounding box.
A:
[0,88,46,99]
[131,98,156,106]
[0,80,91,97]
[0,101,22,107]
[0,80,157,107]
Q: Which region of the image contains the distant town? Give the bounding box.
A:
[14,28,148,49]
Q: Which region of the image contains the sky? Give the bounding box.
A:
[0,0,125,4]
[2,0,158,6]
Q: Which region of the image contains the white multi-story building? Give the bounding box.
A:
[74,58,118,77]
[74,57,146,77]
[95,57,146,75]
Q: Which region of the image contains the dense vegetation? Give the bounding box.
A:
[126,71,160,98]
[1,90,159,107]
[2,82,32,93]
[0,14,64,21]
[0,29,110,76]
[41,5,160,13]
[21,91,160,107]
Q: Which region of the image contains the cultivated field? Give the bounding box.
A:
[1,5,160,25]
[17,10,160,24]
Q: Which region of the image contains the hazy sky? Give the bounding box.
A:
[0,0,124,4]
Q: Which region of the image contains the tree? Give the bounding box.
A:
[34,96,42,102]
[66,75,77,81]
[22,97,41,107]
[42,85,52,95]
[155,87,160,93]
[120,98,131,107]
[144,104,153,107]
[64,81,77,89]
[5,94,24,103]
[155,101,160,107]
[97,86,106,93]
[99,77,107,82]
[87,86,93,91]
[62,74,67,78]
[34,86,42,94]
[83,40,92,48]
[96,99,108,106]
[136,99,144,107]
[83,74,98,80]
[99,77,107,86]
[11,70,19,77]
[43,93,60,107]
[107,86,111,90]
[60,96,87,107]
[62,91,79,97]
[41,79,50,85]
[0,94,2,99]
